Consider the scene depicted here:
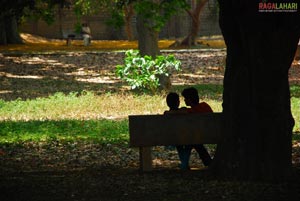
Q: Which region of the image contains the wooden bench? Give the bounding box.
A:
[129,113,223,171]
[62,30,82,46]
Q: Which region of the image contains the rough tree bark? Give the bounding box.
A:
[211,1,300,181]
[136,14,160,58]
[124,4,134,41]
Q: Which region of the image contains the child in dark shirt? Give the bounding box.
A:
[164,92,189,166]
[164,92,180,114]
[164,92,182,151]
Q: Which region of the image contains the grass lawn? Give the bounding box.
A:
[0,84,299,144]
[0,34,226,144]
[0,34,299,144]
[0,84,223,143]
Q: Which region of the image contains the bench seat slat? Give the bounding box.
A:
[129,113,223,147]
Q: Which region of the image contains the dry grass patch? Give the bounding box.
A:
[0,33,226,53]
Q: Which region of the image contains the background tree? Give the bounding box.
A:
[104,1,135,41]
[212,1,300,181]
[59,0,187,90]
[108,0,186,90]
[0,0,34,44]
[0,0,68,45]
[123,3,135,41]
[72,0,110,32]
[70,1,134,40]
[115,0,212,47]
[111,0,186,57]
[180,0,209,46]
[135,0,188,90]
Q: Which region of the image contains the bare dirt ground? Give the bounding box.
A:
[1,50,299,101]
[0,49,228,100]
[1,140,300,201]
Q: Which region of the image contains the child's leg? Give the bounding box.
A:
[193,144,212,166]
[176,145,192,170]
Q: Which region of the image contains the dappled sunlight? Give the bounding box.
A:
[1,47,299,103]
[76,77,120,84]
[172,72,224,85]
[1,34,299,104]
[13,56,53,64]
[0,52,126,100]
[3,73,44,79]
[170,49,225,85]
[0,90,13,94]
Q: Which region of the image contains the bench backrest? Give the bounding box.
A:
[129,113,223,147]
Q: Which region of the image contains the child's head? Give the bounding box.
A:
[181,87,199,106]
[166,92,180,110]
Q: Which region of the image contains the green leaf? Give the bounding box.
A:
[115,50,181,92]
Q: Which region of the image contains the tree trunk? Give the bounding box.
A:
[181,0,208,46]
[212,1,300,181]
[136,13,171,90]
[136,13,160,58]
[5,15,23,44]
[0,14,23,45]
[124,4,134,41]
[0,17,7,45]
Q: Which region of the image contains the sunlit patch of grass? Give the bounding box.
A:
[294,132,300,141]
[0,91,166,120]
[0,84,223,144]
[0,84,224,122]
[0,83,299,144]
[290,85,300,98]
[0,86,223,144]
[291,97,300,132]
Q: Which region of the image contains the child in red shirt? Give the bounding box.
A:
[177,87,213,169]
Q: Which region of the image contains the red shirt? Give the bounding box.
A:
[187,102,213,113]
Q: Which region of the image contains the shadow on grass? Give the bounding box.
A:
[294,132,300,141]
[0,119,128,144]
[1,118,299,145]
[290,85,300,98]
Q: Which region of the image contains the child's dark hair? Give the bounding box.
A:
[181,87,199,104]
[166,92,179,110]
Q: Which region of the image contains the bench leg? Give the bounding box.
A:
[66,38,72,46]
[139,147,152,171]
